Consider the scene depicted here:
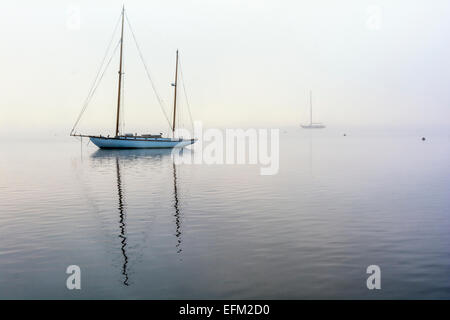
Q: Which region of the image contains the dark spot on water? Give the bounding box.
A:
[422,137,426,141]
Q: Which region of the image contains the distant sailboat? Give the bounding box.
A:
[70,7,196,149]
[301,91,325,129]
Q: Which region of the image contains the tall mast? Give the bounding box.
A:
[309,90,313,125]
[171,50,179,137]
[115,6,125,137]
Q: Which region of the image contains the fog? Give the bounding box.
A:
[1,0,449,136]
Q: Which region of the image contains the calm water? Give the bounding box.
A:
[1,128,449,299]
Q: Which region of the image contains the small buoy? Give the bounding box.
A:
[422,137,426,141]
[343,133,346,136]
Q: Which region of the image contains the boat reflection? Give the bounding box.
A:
[173,162,182,254]
[90,148,187,285]
[90,148,175,163]
[115,157,129,286]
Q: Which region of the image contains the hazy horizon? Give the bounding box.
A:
[1,0,450,136]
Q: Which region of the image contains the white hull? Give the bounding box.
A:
[89,136,196,149]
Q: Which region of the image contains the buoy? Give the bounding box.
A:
[343,133,346,136]
[422,137,426,141]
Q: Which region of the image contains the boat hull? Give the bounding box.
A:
[301,124,326,129]
[89,136,196,149]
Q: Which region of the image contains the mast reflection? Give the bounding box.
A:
[115,157,129,286]
[90,148,189,285]
[173,162,182,254]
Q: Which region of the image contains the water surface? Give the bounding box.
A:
[0,128,449,299]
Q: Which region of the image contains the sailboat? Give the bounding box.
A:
[301,91,325,129]
[70,7,197,149]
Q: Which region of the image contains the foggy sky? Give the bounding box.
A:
[1,0,449,136]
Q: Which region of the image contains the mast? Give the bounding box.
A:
[171,50,179,137]
[309,90,313,125]
[115,6,125,137]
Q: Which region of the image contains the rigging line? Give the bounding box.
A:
[124,12,172,131]
[179,60,195,133]
[71,39,122,134]
[72,40,121,134]
[70,13,122,135]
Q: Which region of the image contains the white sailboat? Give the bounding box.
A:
[301,91,325,129]
[70,7,196,149]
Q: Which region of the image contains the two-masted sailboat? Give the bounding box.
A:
[70,7,196,149]
[301,91,325,129]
